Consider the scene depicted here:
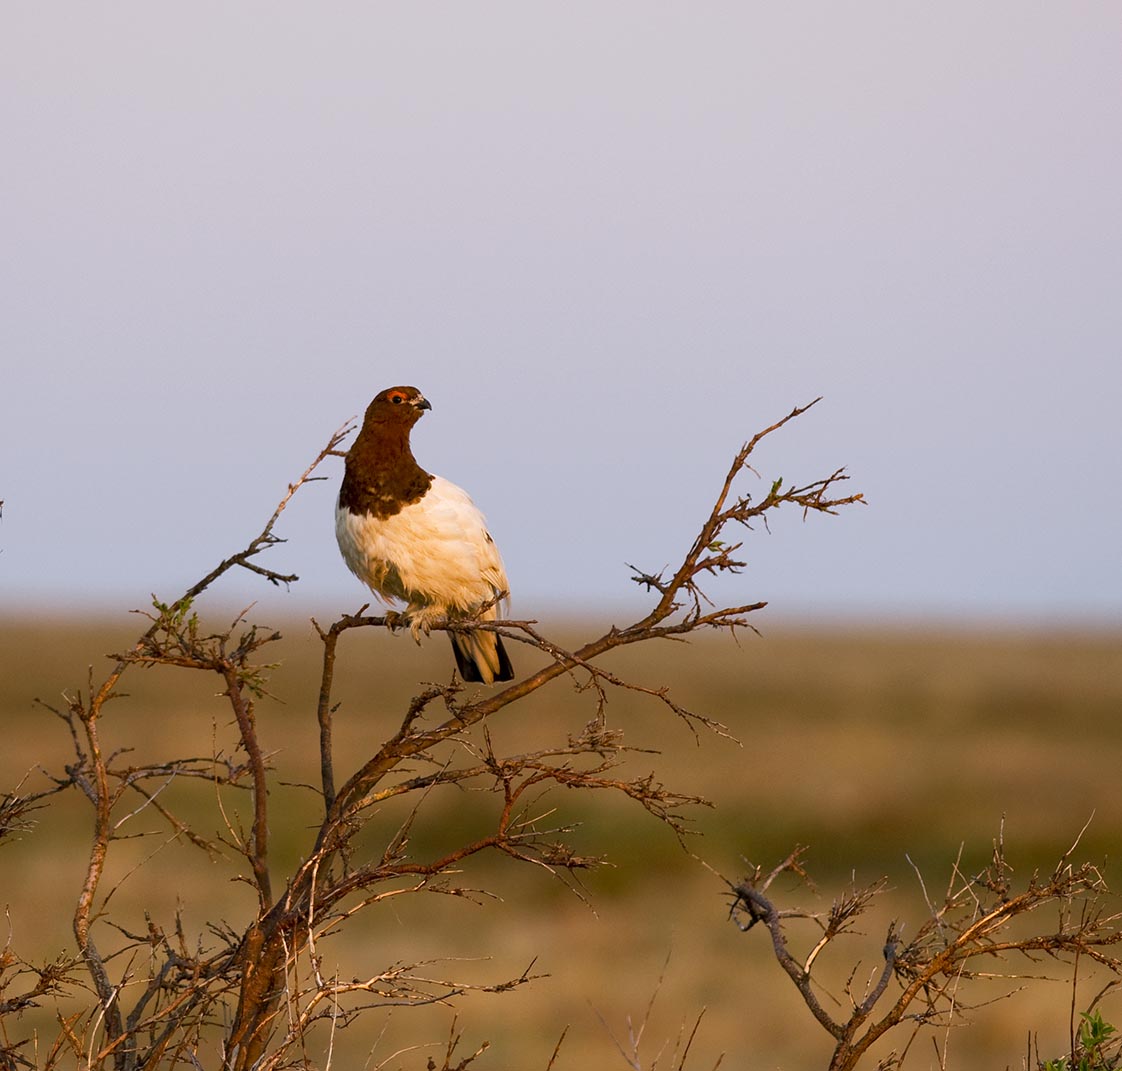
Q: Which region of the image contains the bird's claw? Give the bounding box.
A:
[404,607,445,644]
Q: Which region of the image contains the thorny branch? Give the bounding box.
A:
[729,829,1122,1071]
[4,401,866,1070]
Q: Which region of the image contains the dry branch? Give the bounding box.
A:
[730,831,1122,1071]
[2,401,864,1070]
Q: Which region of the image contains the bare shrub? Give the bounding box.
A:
[729,823,1122,1070]
[1,400,862,1069]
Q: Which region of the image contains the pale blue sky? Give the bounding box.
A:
[2,4,1120,625]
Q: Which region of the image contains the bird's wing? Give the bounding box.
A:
[417,476,510,614]
[337,476,508,616]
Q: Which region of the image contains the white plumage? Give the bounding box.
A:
[335,475,509,631]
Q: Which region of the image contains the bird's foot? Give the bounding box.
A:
[404,606,446,644]
[383,610,404,632]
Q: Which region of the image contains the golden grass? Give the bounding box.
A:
[2,613,1121,1069]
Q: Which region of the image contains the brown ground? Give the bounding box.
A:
[2,613,1120,1069]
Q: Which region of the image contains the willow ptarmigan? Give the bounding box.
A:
[335,386,514,684]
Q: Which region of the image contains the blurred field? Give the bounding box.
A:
[2,612,1121,1070]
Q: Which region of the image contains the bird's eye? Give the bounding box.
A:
[389,392,405,404]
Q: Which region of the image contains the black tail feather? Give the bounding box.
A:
[449,630,514,684]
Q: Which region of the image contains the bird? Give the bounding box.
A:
[335,385,515,684]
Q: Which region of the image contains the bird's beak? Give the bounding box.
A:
[414,396,432,411]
